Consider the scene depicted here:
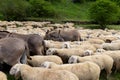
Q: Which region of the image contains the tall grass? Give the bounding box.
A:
[52,1,93,21]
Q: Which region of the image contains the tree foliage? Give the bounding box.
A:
[72,0,96,3]
[0,0,30,21]
[29,0,56,17]
[45,0,62,3]
[111,0,120,6]
[89,0,119,29]
[0,0,57,20]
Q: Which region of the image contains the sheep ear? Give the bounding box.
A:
[48,65,51,68]
[53,50,57,55]
[105,39,112,43]
[97,33,101,37]
[46,30,49,34]
[77,59,80,63]
[45,62,51,68]
[15,71,21,80]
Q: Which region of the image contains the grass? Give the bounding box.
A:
[52,1,93,21]
[107,25,120,30]
[75,24,120,30]
[62,2,92,20]
[26,1,93,22]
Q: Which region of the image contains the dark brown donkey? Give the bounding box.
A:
[0,37,31,67]
[0,31,45,55]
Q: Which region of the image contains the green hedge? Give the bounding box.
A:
[89,0,119,29]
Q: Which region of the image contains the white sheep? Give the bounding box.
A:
[0,71,7,80]
[92,44,102,49]
[96,49,106,53]
[64,44,96,52]
[96,51,120,73]
[101,43,120,50]
[111,40,120,43]
[44,40,72,49]
[46,48,89,63]
[62,42,71,49]
[9,63,79,80]
[41,61,100,80]
[44,40,62,49]
[83,50,94,56]
[87,38,105,44]
[61,41,96,51]
[68,55,113,79]
[27,55,63,67]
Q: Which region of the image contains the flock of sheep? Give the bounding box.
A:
[0,21,120,80]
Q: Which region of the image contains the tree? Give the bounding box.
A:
[111,0,120,6]
[29,0,56,17]
[89,0,119,29]
[72,0,85,3]
[0,0,31,21]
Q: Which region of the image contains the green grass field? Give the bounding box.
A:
[75,24,120,30]
[26,1,93,22]
[52,2,92,20]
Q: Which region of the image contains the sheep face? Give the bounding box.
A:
[96,49,105,53]
[41,61,51,68]
[74,41,81,45]
[83,50,93,56]
[68,56,79,64]
[46,48,56,55]
[9,63,22,79]
[62,42,71,49]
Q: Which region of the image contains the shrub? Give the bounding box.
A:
[45,0,62,3]
[89,0,119,29]
[72,0,96,3]
[72,0,85,3]
[110,0,120,6]
[0,0,31,21]
[29,0,56,17]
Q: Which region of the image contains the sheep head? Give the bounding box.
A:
[96,49,105,53]
[46,48,56,55]
[9,63,22,79]
[68,55,79,64]
[41,61,52,68]
[83,50,93,56]
[62,42,71,49]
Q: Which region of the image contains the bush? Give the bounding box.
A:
[110,0,120,6]
[72,0,85,3]
[45,0,62,3]
[89,0,119,29]
[29,0,56,17]
[0,0,31,21]
[72,0,96,3]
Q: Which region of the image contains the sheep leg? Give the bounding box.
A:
[106,69,112,79]
[0,63,3,70]
[114,64,119,73]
